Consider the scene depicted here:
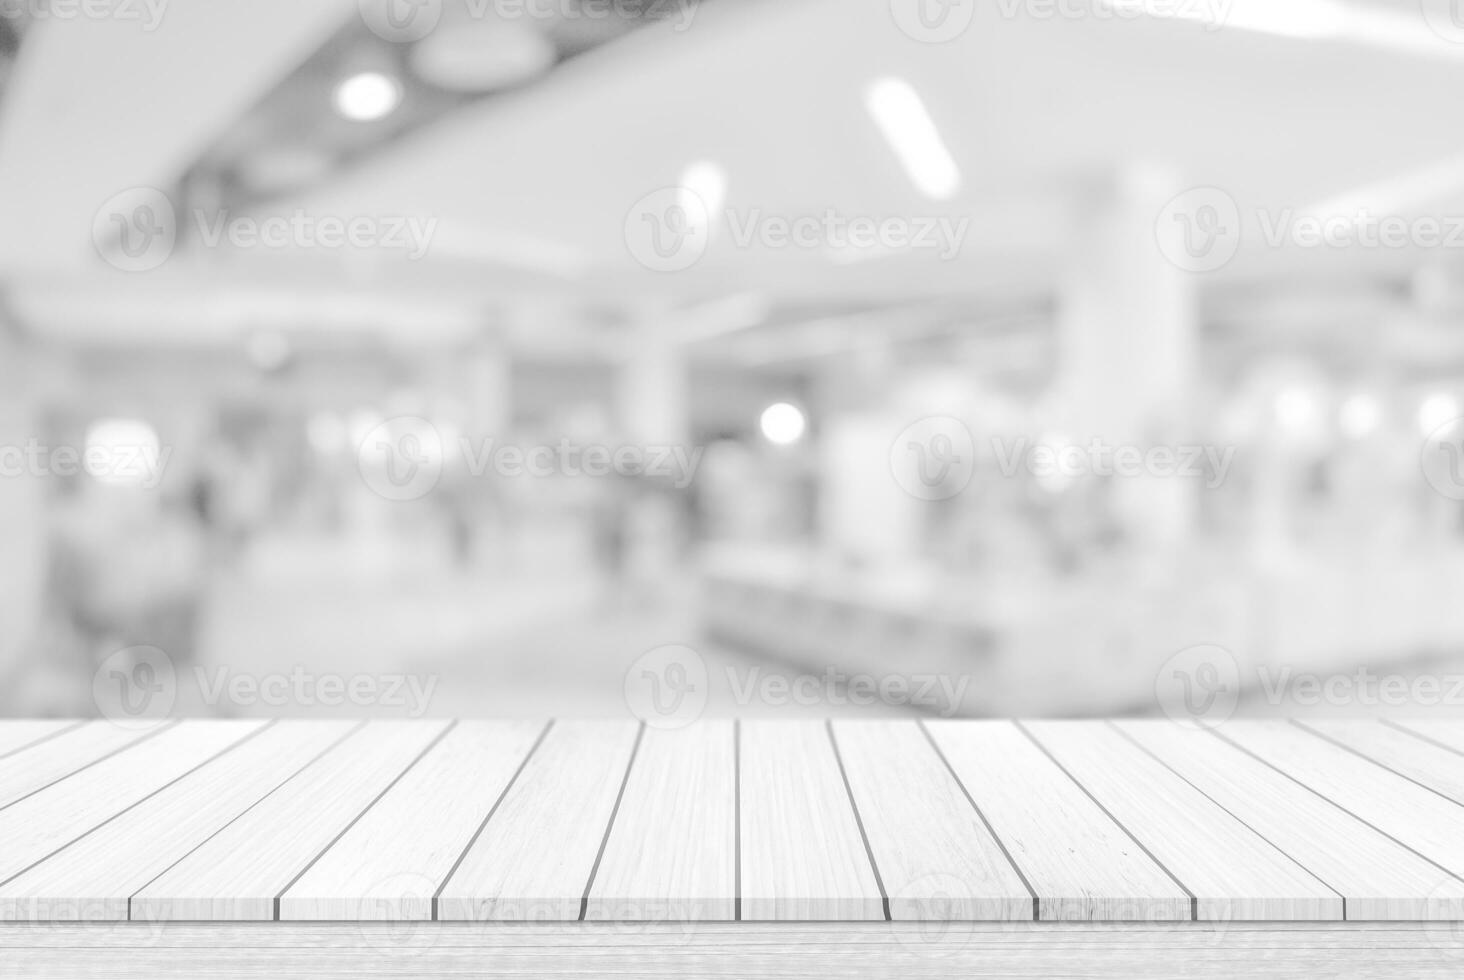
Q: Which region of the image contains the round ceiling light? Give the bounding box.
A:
[760,403,807,447]
[333,71,403,121]
[409,21,556,94]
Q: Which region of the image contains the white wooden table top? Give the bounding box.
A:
[1,718,1462,923]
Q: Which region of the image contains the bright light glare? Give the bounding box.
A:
[1339,394,1382,439]
[1221,0,1346,38]
[1102,0,1345,38]
[760,402,807,446]
[679,160,727,237]
[84,418,161,488]
[1275,387,1320,432]
[333,72,402,122]
[1420,392,1461,436]
[865,77,961,201]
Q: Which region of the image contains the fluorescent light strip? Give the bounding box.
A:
[866,77,961,202]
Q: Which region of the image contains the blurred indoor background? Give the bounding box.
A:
[3,0,1464,721]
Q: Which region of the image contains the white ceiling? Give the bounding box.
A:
[4,0,1464,345]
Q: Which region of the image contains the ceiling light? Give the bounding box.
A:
[84,418,162,488]
[679,160,727,235]
[333,71,402,122]
[1339,394,1382,439]
[760,402,807,446]
[1275,387,1321,432]
[865,77,960,201]
[1420,392,1460,437]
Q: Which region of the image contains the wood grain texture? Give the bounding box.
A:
[1299,720,1464,805]
[925,721,1191,922]
[1217,722,1464,880]
[828,720,1032,920]
[1024,721,1342,920]
[0,720,354,921]
[1389,721,1464,757]
[1116,720,1464,919]
[0,721,265,886]
[131,720,451,921]
[0,721,81,760]
[5,719,1464,926]
[437,720,642,921]
[279,721,546,921]
[0,720,161,810]
[583,722,736,921]
[739,721,884,920]
[4,922,1463,980]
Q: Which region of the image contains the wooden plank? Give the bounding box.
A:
[828,720,1031,920]
[1217,721,1464,881]
[132,720,452,921]
[924,721,1191,922]
[7,922,1459,980]
[0,721,81,760]
[0,720,265,887]
[437,720,642,921]
[1024,721,1341,920]
[1116,720,1464,919]
[0,721,161,810]
[583,722,736,921]
[0,720,355,921]
[1389,720,1464,757]
[278,721,546,921]
[1298,720,1464,806]
[739,720,883,921]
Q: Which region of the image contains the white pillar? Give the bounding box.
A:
[618,327,688,450]
[464,339,511,440]
[1056,164,1200,549]
[0,325,45,697]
